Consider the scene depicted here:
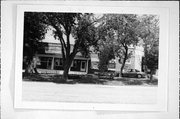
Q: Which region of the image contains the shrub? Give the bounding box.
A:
[68,74,81,79]
[98,71,115,80]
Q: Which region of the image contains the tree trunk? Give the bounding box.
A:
[24,56,39,75]
[120,60,125,77]
[149,70,153,81]
[58,55,76,82]
[24,63,33,75]
[62,65,70,81]
[119,47,128,77]
[24,60,34,75]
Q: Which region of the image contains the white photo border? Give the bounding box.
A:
[14,3,169,111]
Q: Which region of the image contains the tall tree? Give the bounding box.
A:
[23,12,47,74]
[137,15,159,80]
[39,13,98,82]
[98,46,115,72]
[97,14,140,76]
[96,20,116,72]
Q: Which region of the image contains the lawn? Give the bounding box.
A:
[23,73,158,86]
[22,74,157,104]
[22,81,157,104]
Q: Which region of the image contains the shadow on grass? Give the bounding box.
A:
[23,73,106,84]
[23,73,158,86]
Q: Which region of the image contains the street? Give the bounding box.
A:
[22,81,157,104]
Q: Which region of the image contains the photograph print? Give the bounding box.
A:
[15,4,169,111]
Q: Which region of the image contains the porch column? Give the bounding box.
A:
[86,59,89,74]
[51,57,54,70]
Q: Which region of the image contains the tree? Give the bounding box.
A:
[96,21,116,72]
[38,13,98,82]
[98,46,115,72]
[137,15,159,80]
[97,14,140,76]
[23,12,47,74]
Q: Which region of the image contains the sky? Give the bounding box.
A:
[42,28,76,44]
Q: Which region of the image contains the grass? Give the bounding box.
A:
[23,73,158,86]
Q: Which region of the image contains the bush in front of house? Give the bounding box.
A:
[97,71,116,80]
[68,74,81,79]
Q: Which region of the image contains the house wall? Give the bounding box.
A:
[90,53,99,69]
[36,54,89,74]
[124,48,135,71]
[134,46,144,71]
[114,46,144,72]
[34,42,90,74]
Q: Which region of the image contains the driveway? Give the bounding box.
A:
[22,81,157,104]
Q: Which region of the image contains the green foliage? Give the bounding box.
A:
[72,13,98,57]
[98,49,109,72]
[23,12,47,59]
[137,15,159,73]
[96,14,140,74]
[98,46,115,72]
[40,12,98,59]
[23,12,49,72]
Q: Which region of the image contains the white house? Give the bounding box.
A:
[115,45,144,72]
[35,42,90,75]
[91,44,144,73]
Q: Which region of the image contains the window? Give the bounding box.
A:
[135,69,140,72]
[80,61,86,72]
[108,63,116,69]
[73,60,77,68]
[37,56,52,69]
[54,58,63,70]
[54,58,62,66]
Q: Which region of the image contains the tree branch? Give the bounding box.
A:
[66,33,71,57]
[46,15,68,62]
[59,38,66,61]
[51,24,67,51]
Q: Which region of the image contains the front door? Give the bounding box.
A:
[80,61,86,72]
